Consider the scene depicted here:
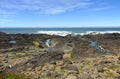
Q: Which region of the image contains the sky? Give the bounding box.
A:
[0,0,120,28]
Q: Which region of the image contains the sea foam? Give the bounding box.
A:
[34,30,120,36]
[35,31,72,36]
[86,31,120,35]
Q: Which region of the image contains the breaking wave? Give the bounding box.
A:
[35,31,72,36]
[34,30,120,36]
[86,31,120,35]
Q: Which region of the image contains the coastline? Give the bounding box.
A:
[0,27,120,36]
[0,32,120,79]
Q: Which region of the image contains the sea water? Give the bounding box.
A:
[0,27,120,36]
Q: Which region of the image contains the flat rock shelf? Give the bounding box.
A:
[0,32,120,79]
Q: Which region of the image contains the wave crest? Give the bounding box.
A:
[34,30,120,36]
[35,31,72,36]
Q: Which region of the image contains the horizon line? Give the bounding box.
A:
[0,26,120,28]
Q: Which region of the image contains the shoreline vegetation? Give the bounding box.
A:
[0,32,120,79]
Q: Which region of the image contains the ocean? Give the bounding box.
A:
[0,27,120,36]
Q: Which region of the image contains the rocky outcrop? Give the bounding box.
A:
[0,32,120,79]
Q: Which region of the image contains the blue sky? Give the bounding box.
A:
[0,0,120,28]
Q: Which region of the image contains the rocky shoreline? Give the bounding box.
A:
[0,32,120,79]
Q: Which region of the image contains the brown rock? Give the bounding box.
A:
[63,65,79,74]
[97,67,104,73]
[0,63,3,67]
[116,70,120,74]
[118,57,120,60]
[79,74,92,79]
[35,66,42,71]
[66,74,78,79]
[56,60,64,66]
[63,53,71,59]
[42,64,55,71]
[27,68,32,71]
[40,72,51,77]
[51,72,61,78]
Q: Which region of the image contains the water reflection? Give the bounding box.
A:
[9,40,16,44]
[89,41,110,53]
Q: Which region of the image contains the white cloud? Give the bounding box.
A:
[0,0,94,14]
[88,6,113,11]
[0,0,113,15]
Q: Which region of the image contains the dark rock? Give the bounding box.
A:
[46,48,54,53]
[97,67,104,73]
[99,60,112,64]
[0,32,6,35]
[4,60,8,63]
[114,76,120,79]
[0,33,120,76]
[116,70,120,74]
[3,50,64,73]
[118,57,120,60]
[64,59,73,64]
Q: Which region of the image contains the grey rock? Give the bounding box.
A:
[0,63,3,67]
[97,67,104,73]
[63,65,79,74]
[79,74,92,79]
